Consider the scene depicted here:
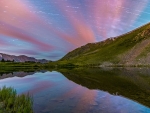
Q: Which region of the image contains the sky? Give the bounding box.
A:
[0,0,150,61]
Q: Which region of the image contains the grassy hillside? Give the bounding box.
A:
[58,22,150,66]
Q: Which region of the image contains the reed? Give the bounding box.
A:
[0,86,33,113]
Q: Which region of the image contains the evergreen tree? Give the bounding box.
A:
[1,58,5,62]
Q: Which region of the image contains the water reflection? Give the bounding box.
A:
[60,67,150,108]
[0,72,35,79]
[0,70,47,79]
[0,68,150,113]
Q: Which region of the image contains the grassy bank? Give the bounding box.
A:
[0,62,48,72]
[48,61,150,68]
[0,62,42,68]
[0,86,33,113]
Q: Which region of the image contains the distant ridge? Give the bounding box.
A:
[0,53,49,63]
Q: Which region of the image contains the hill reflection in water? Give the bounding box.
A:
[0,68,149,113]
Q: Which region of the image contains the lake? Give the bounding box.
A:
[0,68,150,113]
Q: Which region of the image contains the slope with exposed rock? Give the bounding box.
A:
[59,22,150,66]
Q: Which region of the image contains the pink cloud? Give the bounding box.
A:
[0,22,53,51]
[0,0,88,49]
[84,0,148,39]
[0,0,55,51]
[50,0,95,45]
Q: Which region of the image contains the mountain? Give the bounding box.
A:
[60,22,150,66]
[38,59,50,63]
[0,53,49,63]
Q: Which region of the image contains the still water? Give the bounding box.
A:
[0,68,150,113]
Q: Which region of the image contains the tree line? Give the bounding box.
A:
[0,58,15,62]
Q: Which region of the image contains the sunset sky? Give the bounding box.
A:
[0,0,150,60]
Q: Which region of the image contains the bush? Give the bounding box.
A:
[0,86,33,113]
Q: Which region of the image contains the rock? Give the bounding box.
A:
[0,102,4,108]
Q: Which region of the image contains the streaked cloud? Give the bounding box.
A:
[0,0,149,60]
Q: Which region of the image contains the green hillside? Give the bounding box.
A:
[58,22,150,66]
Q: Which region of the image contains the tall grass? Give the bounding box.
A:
[0,86,33,113]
